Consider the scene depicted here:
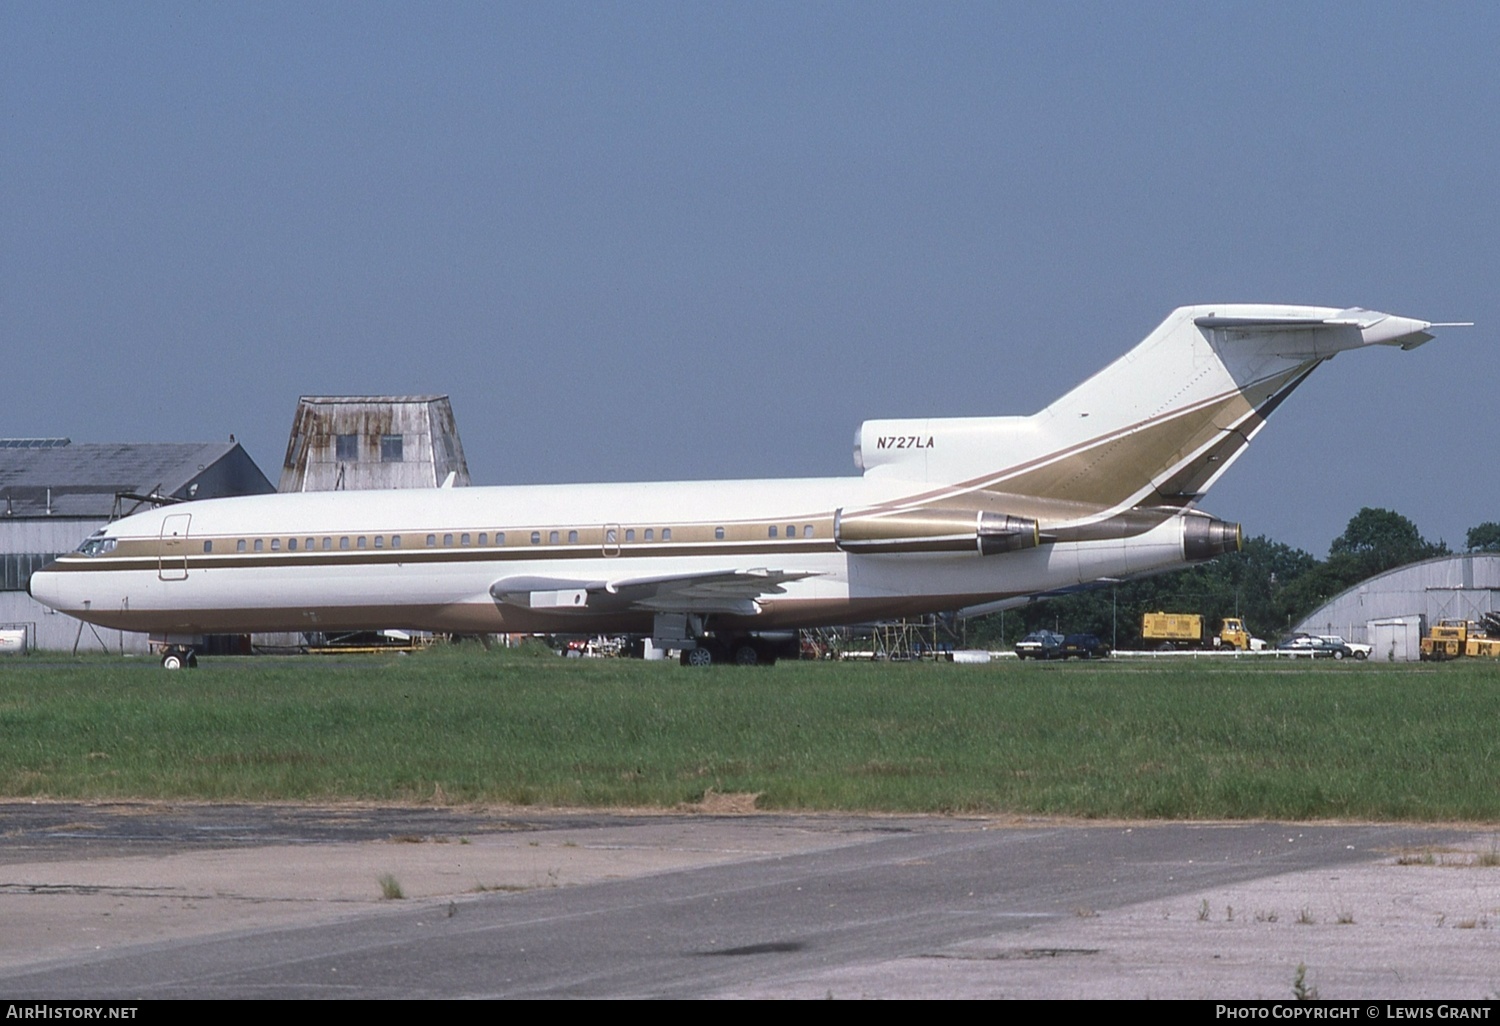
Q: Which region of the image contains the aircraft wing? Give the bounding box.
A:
[490,568,817,617]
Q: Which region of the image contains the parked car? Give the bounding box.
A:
[1316,634,1371,660]
[1277,634,1354,659]
[1060,633,1110,659]
[1015,630,1064,660]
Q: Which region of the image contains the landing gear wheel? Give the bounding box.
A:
[682,647,714,667]
[162,652,184,670]
[733,644,760,666]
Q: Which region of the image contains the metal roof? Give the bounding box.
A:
[0,441,273,518]
[295,395,449,405]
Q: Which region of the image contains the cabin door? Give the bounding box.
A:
[158,513,191,581]
[602,523,622,557]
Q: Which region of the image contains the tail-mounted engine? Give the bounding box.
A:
[835,508,1041,556]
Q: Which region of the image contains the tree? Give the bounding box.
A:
[1328,507,1446,579]
[1466,522,1500,553]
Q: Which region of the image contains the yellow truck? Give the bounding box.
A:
[1141,612,1263,651]
[1421,620,1500,661]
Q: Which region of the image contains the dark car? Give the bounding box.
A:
[1060,633,1111,660]
[1014,630,1064,660]
[1277,635,1353,659]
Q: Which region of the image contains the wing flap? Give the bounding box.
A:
[490,568,817,616]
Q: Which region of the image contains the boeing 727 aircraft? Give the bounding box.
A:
[30,304,1455,666]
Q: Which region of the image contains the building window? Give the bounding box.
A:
[336,434,358,461]
[380,434,403,462]
[1,553,61,592]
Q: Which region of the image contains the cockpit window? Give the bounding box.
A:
[77,536,117,557]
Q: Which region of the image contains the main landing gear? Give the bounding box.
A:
[675,637,782,667]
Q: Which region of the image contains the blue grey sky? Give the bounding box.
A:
[3,2,1495,555]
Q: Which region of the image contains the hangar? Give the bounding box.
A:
[1292,553,1500,655]
[0,439,273,652]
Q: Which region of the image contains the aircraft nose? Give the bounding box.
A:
[28,566,64,610]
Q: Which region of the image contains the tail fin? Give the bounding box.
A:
[856,305,1449,518]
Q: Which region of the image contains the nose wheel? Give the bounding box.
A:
[161,647,198,670]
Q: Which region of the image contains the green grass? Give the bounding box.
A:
[2,647,1497,820]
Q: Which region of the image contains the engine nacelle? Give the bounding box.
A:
[835,508,1041,556]
[1183,516,1242,561]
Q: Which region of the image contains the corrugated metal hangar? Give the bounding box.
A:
[0,439,274,652]
[1293,554,1500,655]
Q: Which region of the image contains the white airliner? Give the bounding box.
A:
[31,304,1456,667]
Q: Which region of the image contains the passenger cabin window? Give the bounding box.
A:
[357,536,366,549]
[427,534,437,547]
[495,532,504,545]
[644,528,653,541]
[374,536,383,548]
[531,532,541,544]
[271,539,281,551]
[335,434,358,461]
[202,541,213,553]
[380,434,403,463]
[461,533,470,545]
[322,537,332,550]
[305,538,315,551]
[254,539,264,552]
[786,525,795,538]
[804,525,813,538]
[549,531,559,544]
[625,529,635,542]
[662,528,671,541]
[236,540,246,552]
[714,527,725,540]
[391,535,401,548]
[769,526,777,538]
[288,538,298,551]
[443,533,454,546]
[339,537,349,550]
[568,530,578,543]
[477,533,486,546]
